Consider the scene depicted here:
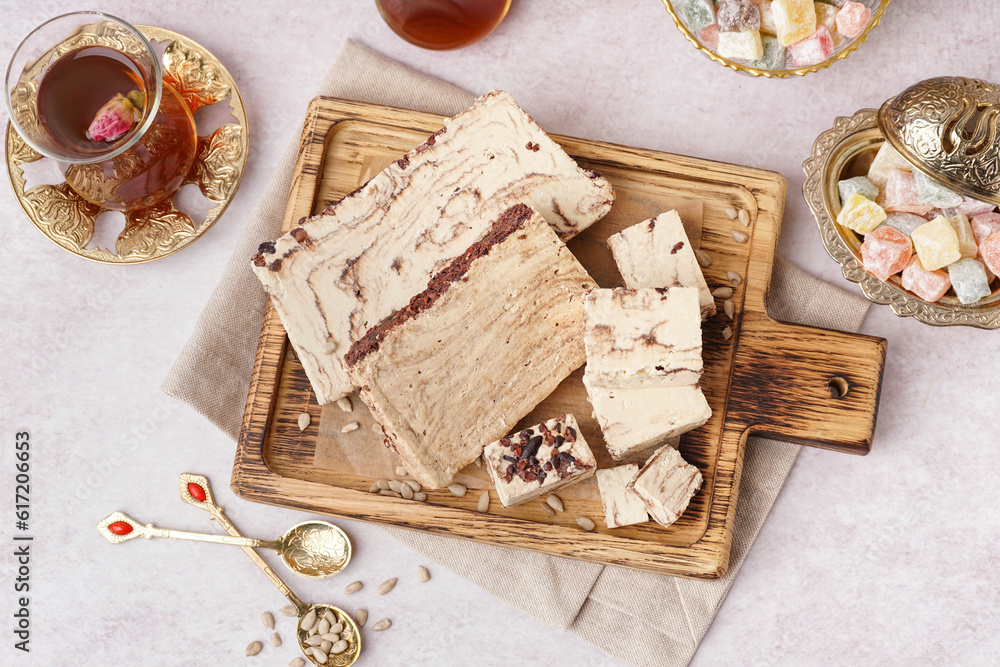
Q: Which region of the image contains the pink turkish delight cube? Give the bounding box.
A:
[787,25,834,66]
[835,1,871,38]
[970,212,1000,246]
[900,255,951,303]
[980,233,1000,277]
[956,196,996,218]
[883,169,934,216]
[860,225,912,281]
[699,23,720,51]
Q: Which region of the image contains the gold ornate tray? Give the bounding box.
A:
[5,26,248,264]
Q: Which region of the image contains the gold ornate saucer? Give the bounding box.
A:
[5,26,248,264]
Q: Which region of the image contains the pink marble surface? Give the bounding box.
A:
[1,1,998,665]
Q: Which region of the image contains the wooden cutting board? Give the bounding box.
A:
[232,97,886,579]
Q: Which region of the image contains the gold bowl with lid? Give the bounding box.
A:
[803,76,1000,329]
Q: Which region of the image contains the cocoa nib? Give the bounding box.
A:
[671,241,684,254]
[565,427,577,443]
[252,253,266,267]
[396,155,410,169]
[269,259,282,272]
[555,435,565,448]
[257,241,276,254]
[290,227,309,243]
[500,437,511,448]
[521,435,543,460]
[525,141,540,152]
[519,429,532,442]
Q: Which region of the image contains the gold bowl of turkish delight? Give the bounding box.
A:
[662,0,889,78]
[803,76,1000,329]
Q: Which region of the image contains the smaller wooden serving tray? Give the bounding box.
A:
[233,98,886,579]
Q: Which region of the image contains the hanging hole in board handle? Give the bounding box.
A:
[828,376,850,399]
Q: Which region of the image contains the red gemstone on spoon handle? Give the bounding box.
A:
[188,483,207,502]
[109,521,133,535]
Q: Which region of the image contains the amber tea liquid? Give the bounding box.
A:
[36,45,197,210]
[376,0,511,50]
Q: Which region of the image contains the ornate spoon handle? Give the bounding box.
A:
[97,510,282,549]
[177,473,307,615]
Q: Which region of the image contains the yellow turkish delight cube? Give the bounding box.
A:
[911,216,962,271]
[837,193,887,234]
[772,0,817,46]
[718,30,764,60]
[947,213,979,258]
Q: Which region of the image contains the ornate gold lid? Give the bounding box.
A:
[878,76,1000,206]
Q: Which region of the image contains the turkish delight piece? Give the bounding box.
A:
[787,26,834,67]
[838,176,878,204]
[948,213,979,258]
[584,378,712,460]
[606,210,715,319]
[867,142,912,190]
[911,216,962,271]
[699,23,721,50]
[754,0,778,35]
[597,465,649,528]
[583,287,702,389]
[627,445,703,529]
[752,35,787,69]
[346,204,594,489]
[251,90,614,404]
[860,225,912,281]
[772,0,817,46]
[912,169,963,209]
[882,169,934,216]
[901,256,951,303]
[970,212,1000,247]
[680,0,717,32]
[718,30,764,60]
[717,1,761,31]
[835,1,872,38]
[837,193,887,234]
[948,258,992,305]
[483,414,596,508]
[814,2,838,32]
[979,233,1000,277]
[956,196,996,218]
[880,212,928,237]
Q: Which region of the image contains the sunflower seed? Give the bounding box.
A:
[301,609,317,632]
[322,609,336,624]
[290,659,306,667]
[306,635,325,646]
[378,577,397,595]
[270,632,282,647]
[712,286,733,298]
[280,605,297,617]
[321,632,340,642]
[731,230,748,243]
[395,465,408,476]
[329,622,343,634]
[245,641,262,657]
[341,421,360,433]
[723,326,734,340]
[320,640,332,653]
[724,300,735,320]
[448,483,467,497]
[368,481,380,492]
[317,618,330,635]
[727,271,742,286]
[372,618,392,631]
[417,565,430,582]
[724,206,738,219]
[541,502,555,516]
[738,209,750,226]
[401,484,414,499]
[376,479,390,490]
[379,489,402,498]
[546,494,564,512]
[405,479,421,492]
[261,611,275,630]
[356,609,368,628]
[336,396,353,412]
[695,249,712,268]
[575,516,596,531]
[388,480,403,493]
[345,581,363,594]
[477,491,490,512]
[413,491,427,501]
[297,413,311,431]
[331,639,349,654]
[312,649,329,664]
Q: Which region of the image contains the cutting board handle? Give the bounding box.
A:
[727,313,886,455]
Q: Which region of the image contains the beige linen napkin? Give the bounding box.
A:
[163,40,871,667]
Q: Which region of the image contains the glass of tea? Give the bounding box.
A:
[5,12,196,211]
[375,0,512,50]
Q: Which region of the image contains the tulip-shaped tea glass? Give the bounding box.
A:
[5,11,197,210]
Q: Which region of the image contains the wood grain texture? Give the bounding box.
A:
[233,97,886,579]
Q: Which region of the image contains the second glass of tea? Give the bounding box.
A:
[5,12,196,211]
[376,0,512,50]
